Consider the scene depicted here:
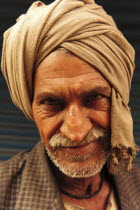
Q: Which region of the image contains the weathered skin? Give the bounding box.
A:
[32,50,111,210]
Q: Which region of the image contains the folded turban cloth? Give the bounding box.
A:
[1,0,139,173]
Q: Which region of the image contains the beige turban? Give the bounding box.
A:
[1,0,138,173]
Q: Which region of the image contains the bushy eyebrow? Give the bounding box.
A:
[35,92,65,102]
[34,85,111,102]
[81,86,111,98]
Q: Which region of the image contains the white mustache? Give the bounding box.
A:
[49,127,108,149]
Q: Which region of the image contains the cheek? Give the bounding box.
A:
[89,110,111,129]
[32,104,49,142]
[32,102,64,144]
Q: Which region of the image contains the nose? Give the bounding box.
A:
[60,104,92,142]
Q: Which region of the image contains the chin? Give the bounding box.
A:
[45,146,109,178]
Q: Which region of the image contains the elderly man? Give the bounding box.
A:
[0,0,140,209]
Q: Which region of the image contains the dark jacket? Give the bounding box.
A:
[0,141,140,210]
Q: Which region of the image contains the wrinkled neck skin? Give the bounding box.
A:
[52,164,111,210]
[55,166,101,193]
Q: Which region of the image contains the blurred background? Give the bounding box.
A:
[0,0,140,166]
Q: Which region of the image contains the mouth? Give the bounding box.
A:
[61,142,90,149]
[57,141,99,156]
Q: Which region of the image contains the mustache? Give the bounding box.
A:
[49,127,109,149]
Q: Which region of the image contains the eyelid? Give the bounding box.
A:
[85,93,104,98]
[43,99,59,105]
[41,97,66,107]
[83,93,110,106]
[36,92,64,102]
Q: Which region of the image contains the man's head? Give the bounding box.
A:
[1,0,138,174]
[32,49,111,177]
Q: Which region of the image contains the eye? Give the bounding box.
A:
[41,97,66,112]
[85,94,104,102]
[87,94,103,101]
[83,93,108,107]
[43,98,62,105]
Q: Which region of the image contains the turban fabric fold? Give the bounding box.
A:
[1,0,138,173]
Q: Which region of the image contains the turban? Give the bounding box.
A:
[1,0,138,173]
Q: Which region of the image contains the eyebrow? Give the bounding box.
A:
[34,91,66,103]
[34,85,111,102]
[81,86,111,98]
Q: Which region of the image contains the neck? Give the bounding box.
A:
[52,164,103,196]
[52,164,111,210]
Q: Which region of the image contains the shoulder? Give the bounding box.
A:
[112,165,140,210]
[0,149,31,194]
[128,164,140,189]
[0,149,30,176]
[0,142,44,209]
[113,164,140,189]
[131,164,140,177]
[116,164,140,183]
[0,150,30,206]
[0,141,45,179]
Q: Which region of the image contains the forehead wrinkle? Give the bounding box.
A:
[36,71,97,80]
[37,74,109,86]
[34,73,111,99]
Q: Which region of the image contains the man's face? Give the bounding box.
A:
[32,50,111,178]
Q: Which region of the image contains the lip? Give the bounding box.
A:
[58,141,98,156]
[61,142,90,149]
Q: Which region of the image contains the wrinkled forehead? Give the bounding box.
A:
[34,50,110,83]
[33,50,111,99]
